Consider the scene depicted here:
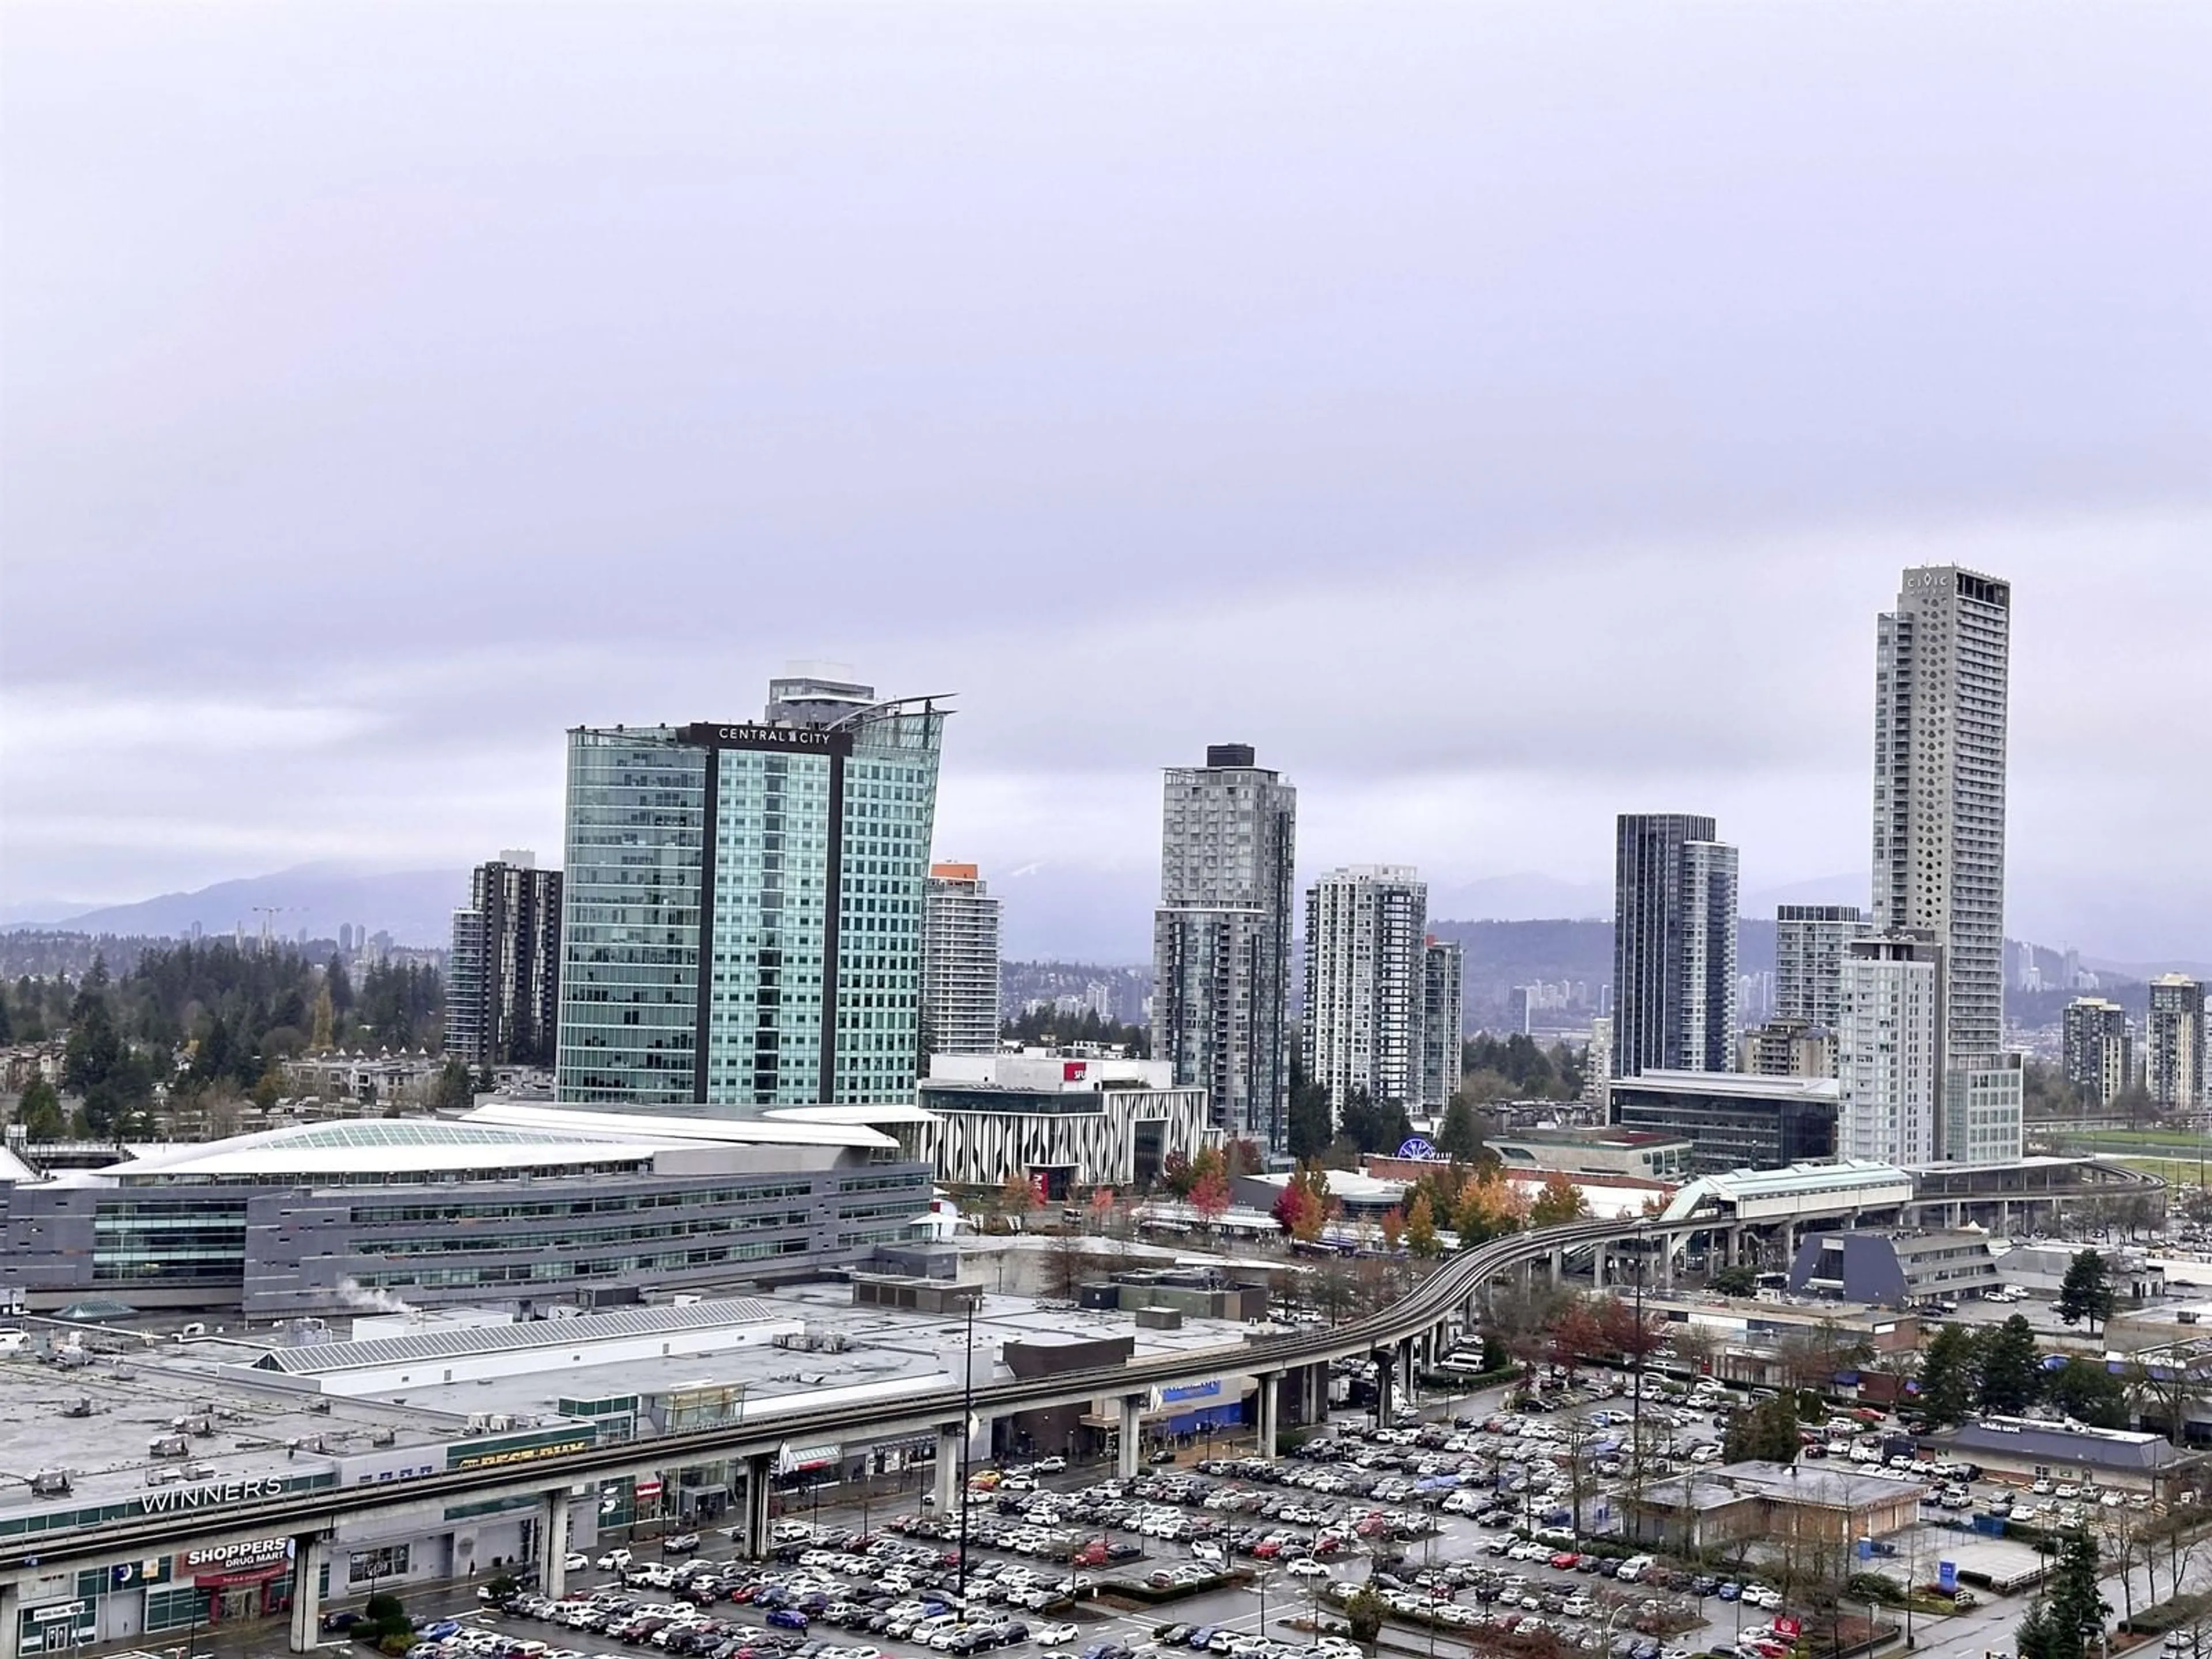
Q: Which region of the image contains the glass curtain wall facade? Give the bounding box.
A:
[558,732,710,1108]
[556,680,946,1112]
[1611,813,1739,1077]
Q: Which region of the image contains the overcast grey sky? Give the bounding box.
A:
[3,2,2207,960]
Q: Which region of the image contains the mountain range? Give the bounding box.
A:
[4,865,472,948]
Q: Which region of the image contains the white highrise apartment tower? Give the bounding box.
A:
[1872,566,2012,1058]
[1836,932,1944,1164]
[1302,866,1429,1118]
[922,863,1003,1056]
[1870,566,2021,1162]
[1153,744,1298,1145]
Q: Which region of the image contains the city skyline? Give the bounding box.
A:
[5,6,2206,966]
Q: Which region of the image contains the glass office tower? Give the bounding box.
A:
[556,675,948,1112]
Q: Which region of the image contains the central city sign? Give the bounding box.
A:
[677,722,854,756]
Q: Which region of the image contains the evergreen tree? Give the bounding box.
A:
[2033,1530,2109,1659]
[1916,1323,1979,1426]
[2057,1251,2118,1335]
[1435,1096,1482,1161]
[1976,1315,2043,1414]
[1285,1053,1335,1161]
[2014,1602,2065,1659]
[1337,1087,1412,1155]
[14,1075,64,1140]
[1722,1393,1802,1463]
[2044,1358,2127,1429]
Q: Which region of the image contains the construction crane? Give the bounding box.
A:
[251,906,289,952]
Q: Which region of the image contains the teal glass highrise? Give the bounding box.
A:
[556,676,948,1112]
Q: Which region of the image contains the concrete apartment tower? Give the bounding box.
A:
[1421,938,1465,1109]
[1774,904,1870,1031]
[2062,997,2134,1108]
[1301,866,1429,1119]
[555,673,948,1112]
[2148,975,2207,1110]
[922,863,1002,1056]
[1611,814,1740,1077]
[1872,566,2022,1160]
[446,852,564,1070]
[1152,744,1297,1145]
[1836,931,1945,1165]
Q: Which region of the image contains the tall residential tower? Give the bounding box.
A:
[1774,904,1869,1031]
[1835,931,1944,1165]
[2062,997,2134,1108]
[2149,975,2206,1111]
[922,863,1003,1057]
[1421,938,1465,1109]
[1611,814,1739,1077]
[1872,567,2012,1057]
[1152,745,1297,1145]
[446,852,564,1070]
[1302,866,1429,1118]
[1870,566,2020,1162]
[554,673,948,1112]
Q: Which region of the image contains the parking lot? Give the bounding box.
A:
[321,1357,2067,1659]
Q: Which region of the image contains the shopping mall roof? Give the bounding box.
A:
[469,1102,899,1149]
[79,1118,673,1183]
[34,1103,903,1189]
[251,1296,793,1381]
[767,1103,942,1127]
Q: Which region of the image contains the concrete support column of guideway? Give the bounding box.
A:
[740,1453,772,1559]
[1256,1372,1281,1460]
[536,1490,572,1600]
[1593,1246,1608,1291]
[1118,1395,1143,1478]
[1550,1248,1565,1286]
[935,1423,963,1513]
[287,1534,328,1654]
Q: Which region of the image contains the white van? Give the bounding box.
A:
[1616,1556,1656,1584]
[0,1328,29,1356]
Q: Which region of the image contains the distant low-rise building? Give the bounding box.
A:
[1923,1416,2204,1498]
[1627,1460,1927,1552]
[1787,1229,2002,1308]
[1737,1016,1836,1080]
[1609,1070,1838,1172]
[2004,1240,2165,1305]
[1487,1126,1692,1182]
[919,1051,1213,1196]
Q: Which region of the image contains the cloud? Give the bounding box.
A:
[2,3,2206,960]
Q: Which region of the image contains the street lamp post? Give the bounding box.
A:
[1631,1221,1650,1494]
[958,1290,978,1603]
